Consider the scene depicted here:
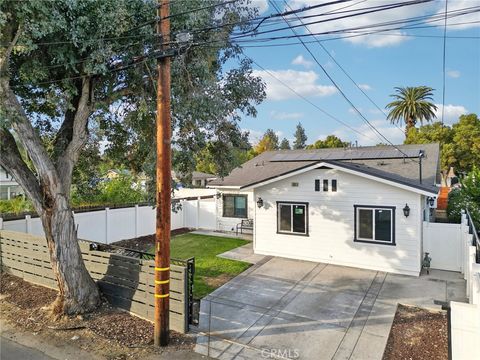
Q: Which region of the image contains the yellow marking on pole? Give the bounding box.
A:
[155,267,170,271]
[154,293,170,298]
[155,279,170,285]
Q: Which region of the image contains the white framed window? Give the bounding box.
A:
[277,202,308,236]
[354,205,395,245]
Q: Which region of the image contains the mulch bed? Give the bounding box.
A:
[383,304,448,360]
[0,273,195,359]
[112,228,191,252]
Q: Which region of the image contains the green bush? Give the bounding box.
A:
[447,167,480,228]
[0,197,33,215]
[71,175,147,207]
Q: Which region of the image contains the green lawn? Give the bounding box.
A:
[150,233,251,298]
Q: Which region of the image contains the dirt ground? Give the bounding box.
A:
[112,228,190,252]
[0,273,196,359]
[383,304,448,360]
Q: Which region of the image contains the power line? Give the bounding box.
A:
[441,0,448,126]
[241,51,379,143]
[230,5,480,44]
[232,0,434,41]
[269,0,415,158]
[281,0,405,136]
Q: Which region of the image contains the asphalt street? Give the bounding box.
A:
[1,336,54,360]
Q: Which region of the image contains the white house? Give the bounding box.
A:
[209,144,440,276]
[0,166,24,200]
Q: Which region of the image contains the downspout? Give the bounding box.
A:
[419,150,425,184]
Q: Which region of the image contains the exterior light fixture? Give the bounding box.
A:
[427,197,435,207]
[256,197,264,208]
[215,192,221,199]
[403,203,410,217]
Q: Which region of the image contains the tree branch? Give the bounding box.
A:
[55,77,93,193]
[0,128,43,213]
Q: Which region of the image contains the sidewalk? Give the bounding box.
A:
[0,320,210,360]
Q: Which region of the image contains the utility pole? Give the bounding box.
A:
[154,0,171,347]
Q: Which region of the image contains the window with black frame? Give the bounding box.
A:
[277,202,308,235]
[223,194,247,218]
[354,205,395,245]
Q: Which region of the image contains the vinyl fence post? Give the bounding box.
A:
[135,205,139,238]
[196,197,200,230]
[105,207,110,244]
[25,215,31,234]
[0,217,3,230]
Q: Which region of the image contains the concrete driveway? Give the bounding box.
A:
[194,257,466,360]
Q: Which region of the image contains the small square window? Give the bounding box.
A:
[332,179,337,192]
[323,179,328,191]
[314,179,320,192]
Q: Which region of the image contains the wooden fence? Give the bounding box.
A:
[0,230,189,333]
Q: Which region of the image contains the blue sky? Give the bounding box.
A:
[236,0,480,146]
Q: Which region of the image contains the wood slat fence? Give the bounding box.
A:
[0,230,189,333]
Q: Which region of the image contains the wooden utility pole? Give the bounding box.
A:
[154,0,171,347]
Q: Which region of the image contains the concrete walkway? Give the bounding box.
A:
[217,243,266,264]
[194,258,466,360]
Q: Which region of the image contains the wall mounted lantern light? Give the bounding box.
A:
[403,203,410,217]
[215,192,222,199]
[427,197,435,207]
[256,197,264,208]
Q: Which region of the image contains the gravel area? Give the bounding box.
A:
[0,273,196,359]
[383,304,448,360]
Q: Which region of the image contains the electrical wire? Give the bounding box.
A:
[441,0,448,126]
[241,51,379,143]
[282,0,405,136]
[269,0,415,157]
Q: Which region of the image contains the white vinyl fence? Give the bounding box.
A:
[451,210,480,360]
[423,221,462,271]
[0,198,216,244]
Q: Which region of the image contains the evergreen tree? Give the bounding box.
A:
[254,129,279,153]
[280,138,291,150]
[293,122,308,149]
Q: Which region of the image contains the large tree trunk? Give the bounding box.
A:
[405,117,416,136]
[40,193,100,314]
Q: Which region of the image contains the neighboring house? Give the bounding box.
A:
[209,144,441,276]
[0,166,24,200]
[172,171,217,188]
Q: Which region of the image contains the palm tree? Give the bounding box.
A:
[386,86,438,136]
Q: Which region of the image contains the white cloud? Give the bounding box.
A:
[287,0,436,47]
[242,128,284,145]
[358,84,372,91]
[252,69,337,100]
[270,111,304,120]
[243,128,263,144]
[432,0,480,30]
[434,104,468,124]
[251,0,269,14]
[447,70,461,78]
[291,54,314,69]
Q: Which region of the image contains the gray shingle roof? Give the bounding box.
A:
[209,143,440,194]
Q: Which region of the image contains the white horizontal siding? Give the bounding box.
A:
[254,168,422,276]
[216,189,254,232]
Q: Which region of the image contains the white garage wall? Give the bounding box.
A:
[1,198,216,244]
[254,168,423,276]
